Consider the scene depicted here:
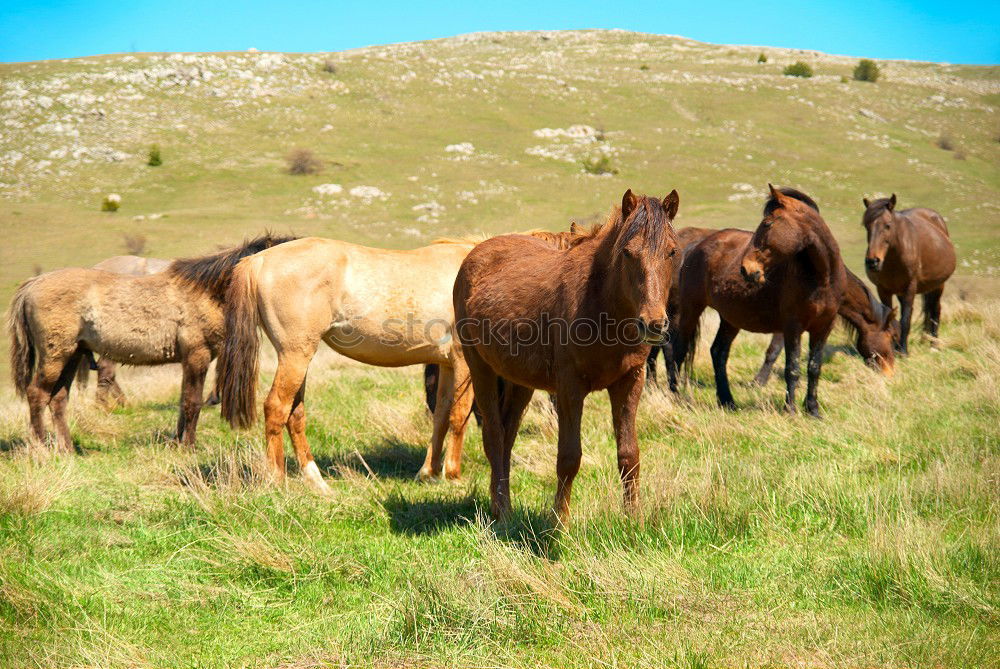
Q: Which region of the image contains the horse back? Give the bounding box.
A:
[901,208,956,286]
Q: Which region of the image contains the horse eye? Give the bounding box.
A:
[668,248,677,258]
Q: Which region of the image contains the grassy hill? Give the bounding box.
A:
[1,31,998,667]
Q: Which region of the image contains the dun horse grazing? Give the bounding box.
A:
[7,234,292,451]
[454,189,681,523]
[752,268,897,384]
[80,255,172,407]
[671,186,846,417]
[217,238,480,494]
[861,194,955,354]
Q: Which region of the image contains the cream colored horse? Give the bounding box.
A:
[218,237,478,494]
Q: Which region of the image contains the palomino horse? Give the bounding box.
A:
[80,255,172,407]
[218,238,480,494]
[671,186,846,417]
[454,189,681,523]
[7,234,292,451]
[752,268,897,383]
[862,194,955,354]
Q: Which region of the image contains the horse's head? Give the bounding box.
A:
[610,188,681,344]
[741,185,821,285]
[856,298,898,377]
[862,194,898,273]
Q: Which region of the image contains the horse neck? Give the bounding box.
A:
[572,224,631,320]
[800,219,841,289]
[838,273,875,330]
[890,211,917,260]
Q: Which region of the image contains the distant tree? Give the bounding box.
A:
[783,61,813,78]
[147,144,162,166]
[757,52,767,64]
[853,59,880,82]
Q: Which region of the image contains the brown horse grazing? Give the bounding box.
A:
[671,186,846,417]
[79,255,173,407]
[753,268,897,384]
[454,189,681,523]
[862,194,955,354]
[6,234,293,451]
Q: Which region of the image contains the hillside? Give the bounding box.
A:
[0,31,998,667]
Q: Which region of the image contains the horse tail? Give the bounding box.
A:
[680,317,700,379]
[7,279,37,398]
[75,356,90,389]
[218,258,261,429]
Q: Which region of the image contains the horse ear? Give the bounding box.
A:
[661,190,680,221]
[887,193,897,211]
[863,197,871,209]
[621,189,638,220]
[768,183,783,204]
[570,221,581,235]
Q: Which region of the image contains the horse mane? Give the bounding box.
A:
[838,270,892,343]
[763,187,820,217]
[431,235,486,245]
[168,232,297,299]
[862,197,895,226]
[611,197,671,257]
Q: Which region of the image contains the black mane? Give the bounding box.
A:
[764,187,820,217]
[168,232,296,299]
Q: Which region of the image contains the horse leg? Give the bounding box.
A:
[443,357,475,480]
[498,382,534,498]
[176,348,209,447]
[783,327,803,414]
[553,388,585,526]
[645,346,659,387]
[418,364,454,480]
[285,378,331,496]
[263,352,312,485]
[923,287,944,338]
[803,331,828,419]
[876,286,893,309]
[710,319,740,410]
[95,357,126,409]
[48,349,85,453]
[754,334,784,386]
[608,365,644,513]
[897,288,915,355]
[464,349,507,518]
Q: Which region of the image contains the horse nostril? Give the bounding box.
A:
[866,257,881,270]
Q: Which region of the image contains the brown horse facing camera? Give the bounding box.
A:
[454,189,681,524]
[671,186,846,418]
[862,194,955,354]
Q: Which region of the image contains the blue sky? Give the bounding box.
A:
[1,0,997,65]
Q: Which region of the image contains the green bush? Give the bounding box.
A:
[581,155,617,175]
[783,61,813,78]
[147,144,162,166]
[101,194,121,212]
[853,59,880,82]
[757,52,767,64]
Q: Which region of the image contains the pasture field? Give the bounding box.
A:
[1,30,998,667]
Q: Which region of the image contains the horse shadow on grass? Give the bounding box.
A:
[381,487,561,559]
[315,437,428,481]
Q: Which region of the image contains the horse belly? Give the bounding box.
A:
[81,300,182,364]
[323,314,451,367]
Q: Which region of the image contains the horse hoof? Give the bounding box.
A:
[719,400,737,411]
[415,468,439,483]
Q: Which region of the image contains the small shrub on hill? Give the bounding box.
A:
[854,59,880,82]
[101,193,120,212]
[123,233,146,255]
[286,148,323,175]
[757,52,767,63]
[581,155,617,175]
[783,62,813,78]
[147,144,162,166]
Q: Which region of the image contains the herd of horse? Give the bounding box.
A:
[6,185,955,523]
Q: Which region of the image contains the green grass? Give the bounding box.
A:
[1,30,999,667]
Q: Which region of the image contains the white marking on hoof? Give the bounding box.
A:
[303,461,333,496]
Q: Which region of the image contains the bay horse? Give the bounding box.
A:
[752,268,897,384]
[454,189,681,524]
[861,194,955,354]
[6,234,293,451]
[217,237,481,495]
[671,186,846,417]
[79,255,172,407]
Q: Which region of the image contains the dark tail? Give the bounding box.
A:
[218,259,261,429]
[7,279,37,398]
[75,352,93,389]
[679,317,701,379]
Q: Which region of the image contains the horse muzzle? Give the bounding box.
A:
[639,319,668,346]
[865,257,882,272]
[740,262,764,285]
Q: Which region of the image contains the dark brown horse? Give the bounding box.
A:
[752,268,897,384]
[671,186,846,417]
[7,234,292,451]
[454,189,681,523]
[862,194,955,354]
